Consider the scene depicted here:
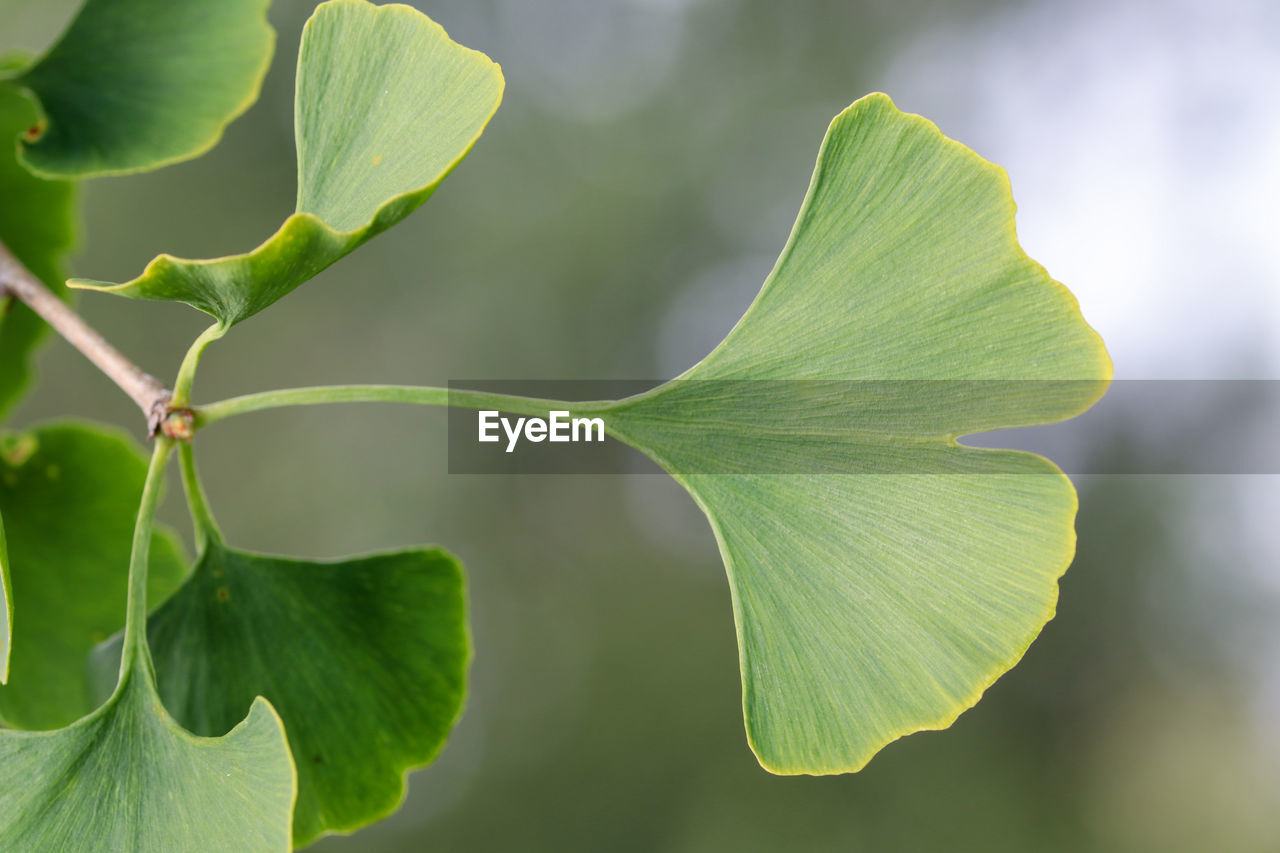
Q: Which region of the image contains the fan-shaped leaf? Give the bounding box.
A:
[596,93,1112,773]
[92,541,469,846]
[0,423,186,729]
[5,0,273,178]
[72,0,504,328]
[0,662,294,850]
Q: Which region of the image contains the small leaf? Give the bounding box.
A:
[73,0,504,328]
[5,0,274,178]
[0,665,295,851]
[597,93,1112,773]
[92,542,469,846]
[0,86,76,419]
[0,423,187,729]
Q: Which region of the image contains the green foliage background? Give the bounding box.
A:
[4,0,1277,850]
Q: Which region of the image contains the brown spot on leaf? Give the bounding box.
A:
[1,433,38,467]
[216,587,230,603]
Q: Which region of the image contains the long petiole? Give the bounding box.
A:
[193,384,612,429]
[118,437,173,683]
[178,441,224,548]
[170,323,228,410]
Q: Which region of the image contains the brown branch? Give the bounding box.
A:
[0,238,172,432]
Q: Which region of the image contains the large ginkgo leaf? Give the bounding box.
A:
[594,93,1112,773]
[72,0,504,329]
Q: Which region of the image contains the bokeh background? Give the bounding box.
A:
[5,0,1280,849]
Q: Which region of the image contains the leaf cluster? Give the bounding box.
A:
[0,0,1110,849]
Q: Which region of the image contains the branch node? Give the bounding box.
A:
[158,407,193,441]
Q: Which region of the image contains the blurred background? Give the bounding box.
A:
[4,0,1280,849]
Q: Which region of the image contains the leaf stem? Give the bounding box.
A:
[170,322,227,410]
[193,384,609,429]
[119,437,172,680]
[178,441,223,548]
[0,238,172,429]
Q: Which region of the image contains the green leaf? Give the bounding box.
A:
[0,86,76,420]
[0,423,187,729]
[92,541,470,846]
[72,0,504,328]
[596,93,1112,773]
[0,658,295,850]
[5,0,274,178]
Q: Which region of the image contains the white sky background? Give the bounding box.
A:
[877,0,1280,381]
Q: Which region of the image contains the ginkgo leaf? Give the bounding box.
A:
[72,0,504,329]
[3,0,273,178]
[0,433,296,851]
[0,423,187,729]
[0,667,296,851]
[0,86,76,420]
[593,93,1112,773]
[92,542,469,846]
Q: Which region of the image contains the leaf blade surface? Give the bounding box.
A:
[9,0,274,178]
[71,0,504,328]
[599,93,1111,772]
[0,423,186,729]
[94,541,470,845]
